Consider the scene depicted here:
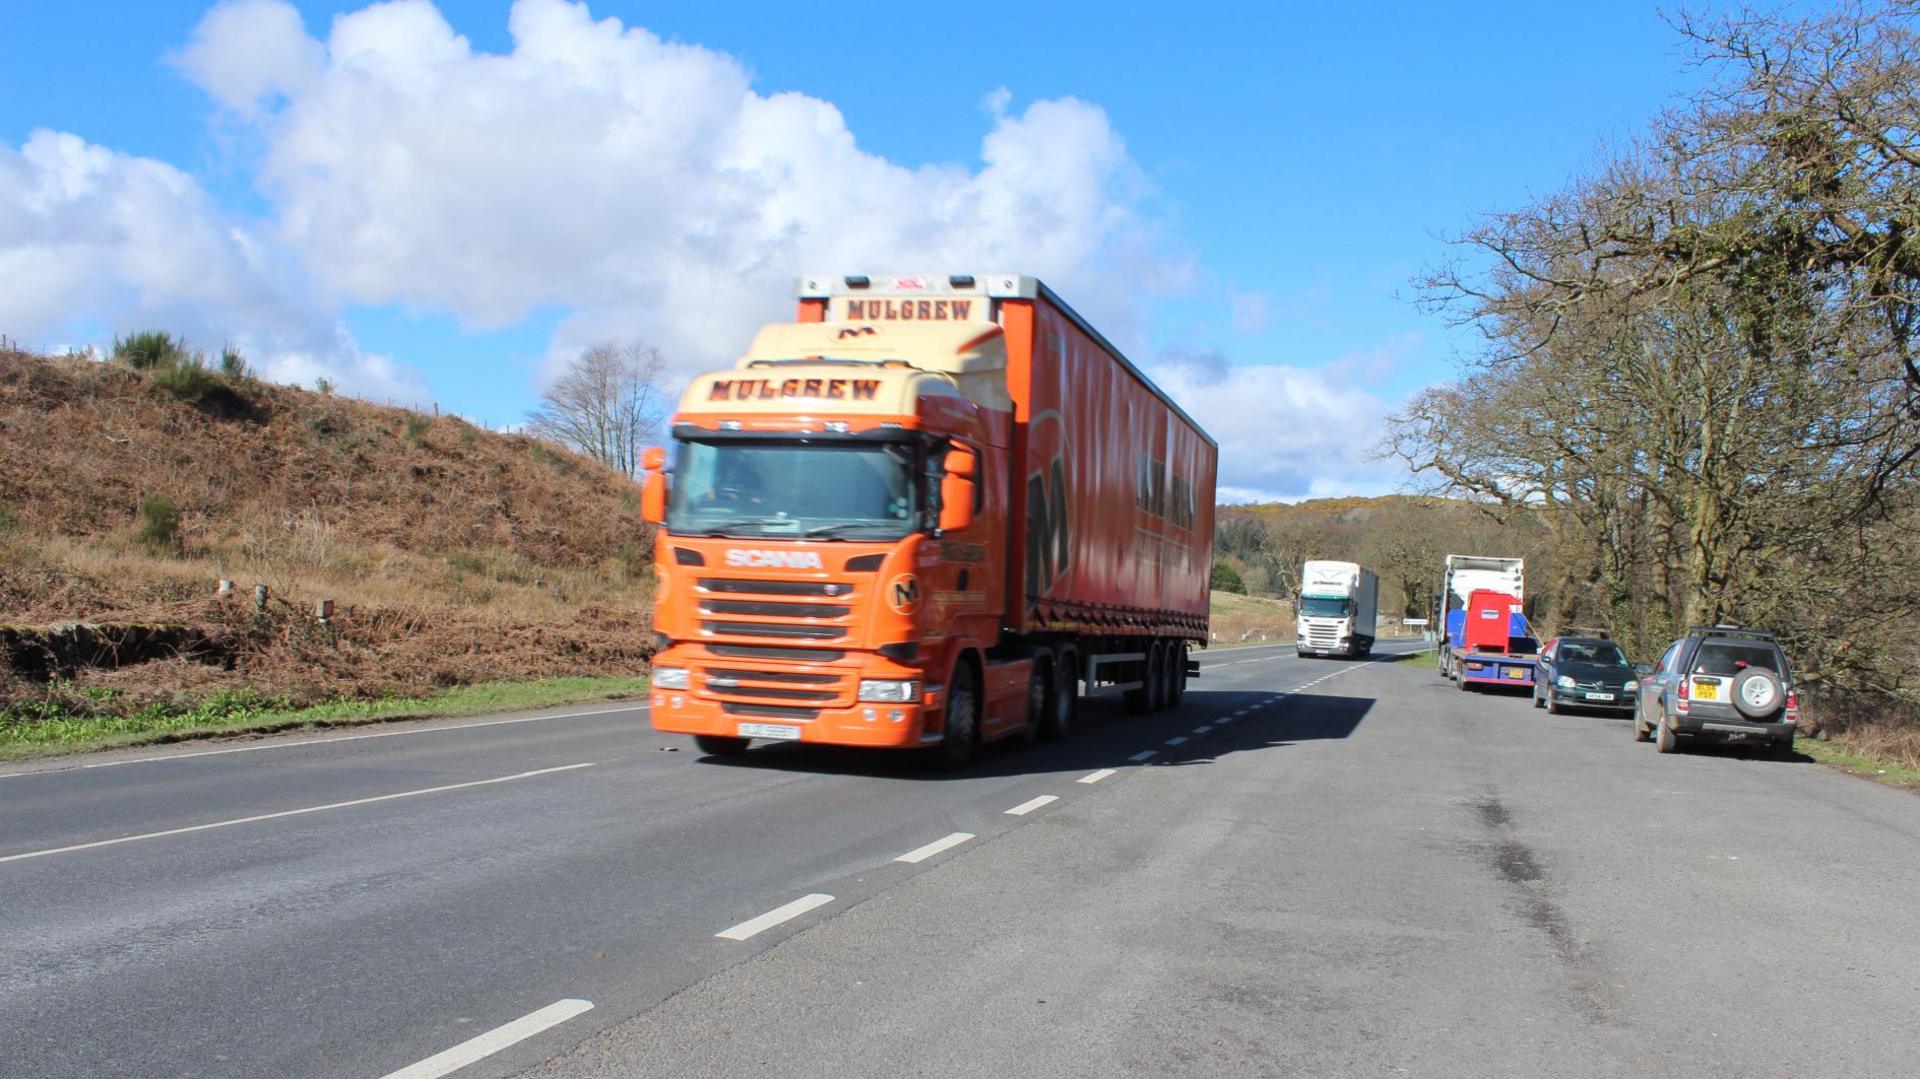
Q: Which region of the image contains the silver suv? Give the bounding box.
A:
[1632,627,1798,756]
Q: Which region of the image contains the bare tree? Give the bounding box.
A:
[527,342,669,477]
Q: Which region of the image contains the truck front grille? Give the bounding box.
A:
[702,620,845,640]
[722,702,821,721]
[701,599,852,619]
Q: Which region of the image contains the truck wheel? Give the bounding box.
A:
[1655,711,1679,754]
[1147,641,1169,712]
[1018,658,1049,747]
[1169,642,1188,708]
[933,664,979,770]
[1040,651,1077,741]
[694,734,750,757]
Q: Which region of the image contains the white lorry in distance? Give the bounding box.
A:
[1296,560,1379,658]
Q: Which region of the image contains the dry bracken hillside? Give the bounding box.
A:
[0,347,656,713]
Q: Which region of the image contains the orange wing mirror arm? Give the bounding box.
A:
[641,445,669,525]
[939,446,977,533]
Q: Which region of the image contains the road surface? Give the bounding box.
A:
[2,640,1916,1077]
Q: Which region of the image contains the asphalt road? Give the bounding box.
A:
[5,639,1917,1078]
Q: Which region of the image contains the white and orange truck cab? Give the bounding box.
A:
[641,274,1216,767]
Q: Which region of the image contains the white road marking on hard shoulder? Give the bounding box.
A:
[77,704,647,770]
[1079,768,1117,784]
[896,832,975,864]
[1006,795,1059,816]
[381,999,594,1079]
[1164,736,1188,746]
[1128,750,1157,762]
[0,763,597,866]
[716,894,835,941]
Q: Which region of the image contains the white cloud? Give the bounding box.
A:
[171,0,324,117]
[0,128,424,402]
[1146,337,1418,503]
[177,0,1182,380]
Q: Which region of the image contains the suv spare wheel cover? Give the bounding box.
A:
[1731,668,1783,718]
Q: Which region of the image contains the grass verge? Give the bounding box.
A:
[1796,738,1920,794]
[0,675,650,762]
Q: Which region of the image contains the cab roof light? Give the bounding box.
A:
[948,274,976,288]
[844,275,871,289]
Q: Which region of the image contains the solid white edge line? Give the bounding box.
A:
[381,998,594,1079]
[1005,794,1059,816]
[1078,768,1117,785]
[896,832,975,864]
[716,893,835,941]
[0,763,597,866]
[1128,750,1157,762]
[78,704,648,770]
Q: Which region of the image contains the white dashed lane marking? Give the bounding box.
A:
[1079,769,1117,785]
[716,894,835,941]
[1128,751,1157,763]
[1005,795,1059,816]
[895,832,975,864]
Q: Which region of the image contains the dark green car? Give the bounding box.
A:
[1533,636,1637,715]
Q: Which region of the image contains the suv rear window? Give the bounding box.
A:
[1691,642,1784,677]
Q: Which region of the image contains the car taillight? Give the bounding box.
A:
[1677,680,1690,699]
[1786,689,1799,717]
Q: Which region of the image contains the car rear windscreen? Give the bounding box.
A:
[1693,643,1782,676]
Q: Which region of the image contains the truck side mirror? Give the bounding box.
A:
[939,446,977,533]
[641,445,669,525]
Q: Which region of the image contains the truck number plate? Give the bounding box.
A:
[737,723,802,741]
[1692,680,1721,701]
[1584,692,1615,701]
[1505,669,1527,679]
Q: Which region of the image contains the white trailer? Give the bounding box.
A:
[1296,560,1380,658]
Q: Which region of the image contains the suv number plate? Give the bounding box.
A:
[1692,680,1721,701]
[737,723,802,741]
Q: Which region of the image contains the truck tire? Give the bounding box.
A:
[1147,641,1169,712]
[1731,668,1784,719]
[694,734,750,757]
[932,663,979,770]
[1040,650,1077,741]
[1655,710,1680,754]
[1018,657,1048,747]
[1169,641,1188,708]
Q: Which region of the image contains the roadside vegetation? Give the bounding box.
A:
[0,342,658,738]
[1380,2,1920,779]
[0,675,649,760]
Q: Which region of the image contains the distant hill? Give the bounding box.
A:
[0,347,654,713]
[1214,495,1550,621]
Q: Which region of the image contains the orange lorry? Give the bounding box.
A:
[640,273,1217,767]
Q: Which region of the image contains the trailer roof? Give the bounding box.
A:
[800,273,1217,449]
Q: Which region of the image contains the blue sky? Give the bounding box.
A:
[0,1,1714,499]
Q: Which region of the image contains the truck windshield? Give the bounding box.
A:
[1300,596,1353,618]
[667,439,921,539]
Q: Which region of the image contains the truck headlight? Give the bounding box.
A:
[1556,675,1575,688]
[858,679,920,703]
[652,666,690,690]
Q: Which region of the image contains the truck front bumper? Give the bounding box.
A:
[652,691,936,747]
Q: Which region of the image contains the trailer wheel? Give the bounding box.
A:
[1147,641,1169,712]
[932,662,979,770]
[694,734,750,757]
[1040,650,1077,741]
[1169,641,1188,708]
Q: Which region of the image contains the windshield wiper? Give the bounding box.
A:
[803,522,904,538]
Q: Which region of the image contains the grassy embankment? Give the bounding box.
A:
[0,676,649,761]
[1,344,658,758]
